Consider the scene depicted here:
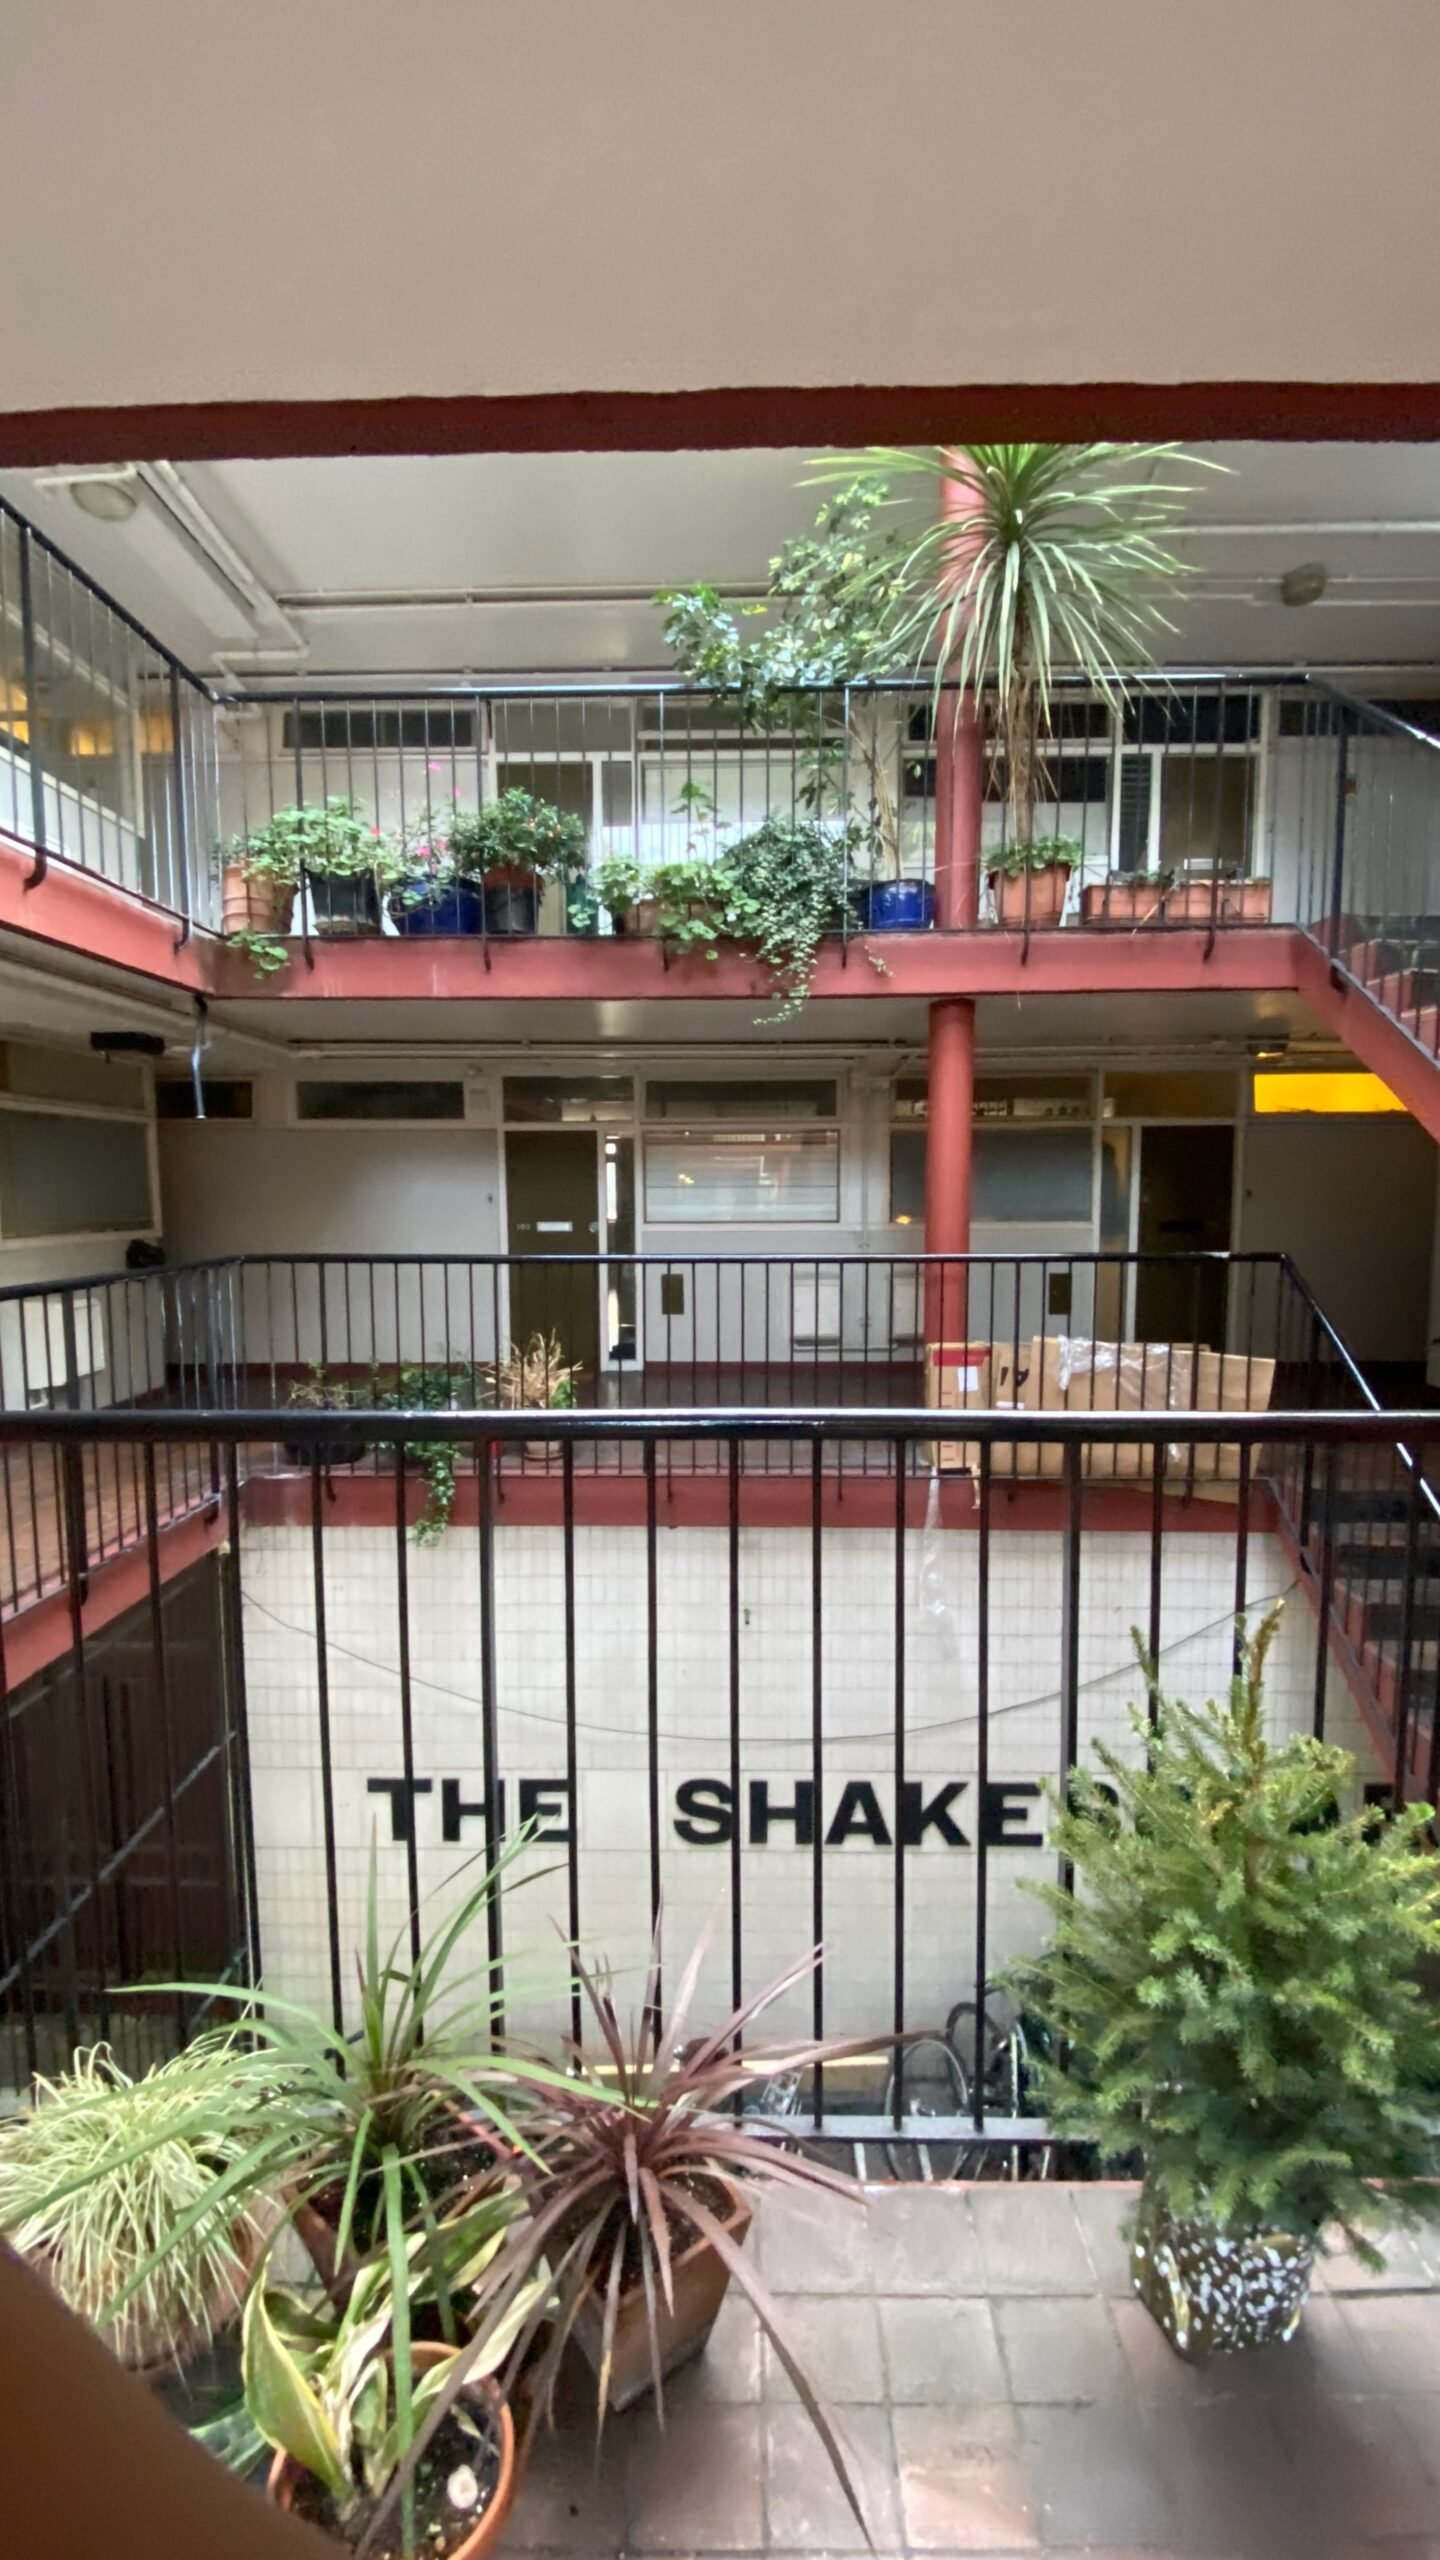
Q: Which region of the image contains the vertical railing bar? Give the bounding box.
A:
[392,1440,422,1968]
[973,1442,991,2133]
[477,1432,504,2013]
[891,1432,906,2125]
[1058,1437,1082,1898]
[644,1433,662,2048]
[810,1432,825,2130]
[1312,1439,1337,1742]
[311,1448,344,2033]
[222,1445,263,1986]
[0,1604,39,2080]
[142,1444,188,2046]
[727,1433,742,2026]
[562,1437,582,2051]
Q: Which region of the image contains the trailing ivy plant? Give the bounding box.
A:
[719,817,870,1021]
[368,1362,480,1544]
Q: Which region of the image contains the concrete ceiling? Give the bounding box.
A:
[6,443,1440,683]
[1,3,1437,423]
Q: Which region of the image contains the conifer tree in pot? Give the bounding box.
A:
[1010,1610,1440,2360]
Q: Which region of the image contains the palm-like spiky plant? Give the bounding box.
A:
[374,1928,877,2546]
[812,443,1206,846]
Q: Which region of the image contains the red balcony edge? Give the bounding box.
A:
[2,1502,225,1688]
[208,923,1302,1005]
[0,836,210,994]
[1293,935,1440,1145]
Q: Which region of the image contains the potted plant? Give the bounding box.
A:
[225,800,400,947]
[0,2037,270,2373]
[986,834,1083,928]
[388,817,486,939]
[482,1333,582,1460]
[721,816,872,1018]
[589,851,648,934]
[403,1932,871,2541]
[1010,1610,1440,2360]
[142,1839,563,2320]
[1080,869,1172,925]
[218,827,296,939]
[660,484,920,930]
[366,1360,485,1542]
[282,1365,371,1471]
[446,790,588,938]
[1162,870,1274,924]
[239,2204,540,2560]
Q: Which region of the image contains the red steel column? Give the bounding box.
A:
[923,993,977,1359]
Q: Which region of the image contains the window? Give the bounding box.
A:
[1,1041,145,1111]
[295,1081,465,1122]
[0,1112,152,1237]
[155,1079,253,1120]
[890,1128,925,1224]
[645,1128,839,1224]
[503,1076,632,1125]
[646,1078,837,1123]
[1104,1071,1240,1120]
[892,1074,1091,1125]
[973,1129,1093,1224]
[284,706,477,752]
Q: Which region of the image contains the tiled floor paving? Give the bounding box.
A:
[516,2181,1440,2559]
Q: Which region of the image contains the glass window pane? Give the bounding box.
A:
[0,1111,152,1236]
[154,1079,253,1120]
[504,1076,632,1125]
[0,1041,145,1110]
[295,1081,464,1122]
[890,1129,926,1223]
[1158,755,1252,873]
[646,1080,837,1124]
[1104,1071,1239,1120]
[972,1129,1092,1224]
[644,1130,839,1223]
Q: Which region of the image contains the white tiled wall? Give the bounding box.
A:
[241,1521,1371,2049]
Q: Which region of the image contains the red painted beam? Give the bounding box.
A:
[212,924,1302,1006]
[1292,936,1440,1144]
[3,383,1440,468]
[241,1464,1251,1536]
[0,836,209,995]
[2,1504,224,1687]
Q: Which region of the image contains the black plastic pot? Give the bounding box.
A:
[482,867,541,936]
[281,1438,369,1471]
[306,872,382,938]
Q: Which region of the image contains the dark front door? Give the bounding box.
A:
[1134,1124,1235,1345]
[504,1130,602,1381]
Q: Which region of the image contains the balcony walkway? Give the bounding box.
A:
[518,2180,1440,2558]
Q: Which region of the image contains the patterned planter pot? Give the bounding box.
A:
[1131,2183,1314,2359]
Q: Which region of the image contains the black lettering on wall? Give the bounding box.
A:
[898,1780,969,1847]
[748,1780,816,1845]
[366,1777,434,1843]
[441,1778,502,1844]
[980,1781,1044,1848]
[518,1778,573,1843]
[825,1781,892,1848]
[674,1779,734,1845]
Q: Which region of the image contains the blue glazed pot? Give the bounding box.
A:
[390,879,485,937]
[855,880,936,931]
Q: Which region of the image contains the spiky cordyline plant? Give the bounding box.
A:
[811,442,1208,847]
[0,2037,268,2368]
[371,1927,876,2550]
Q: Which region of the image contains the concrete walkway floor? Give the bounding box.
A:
[514,2181,1440,2560]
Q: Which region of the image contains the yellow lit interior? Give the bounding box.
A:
[1252,1070,1406,1115]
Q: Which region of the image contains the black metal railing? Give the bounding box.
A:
[1,1401,1436,2123]
[1286,681,1440,1060]
[0,493,219,933]
[0,1247,1375,1617]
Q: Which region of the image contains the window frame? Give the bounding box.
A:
[0,1079,158,1247]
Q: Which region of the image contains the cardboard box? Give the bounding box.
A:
[1031,1335,1196,1482]
[925,1340,991,1472]
[1169,1349,1276,1491]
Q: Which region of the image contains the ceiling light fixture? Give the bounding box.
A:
[1279,562,1329,609]
[68,471,141,524]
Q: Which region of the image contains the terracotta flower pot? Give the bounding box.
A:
[269,2348,516,2560]
[572,2184,752,2412]
[619,897,659,937]
[987,863,1071,928]
[1130,2183,1313,2360]
[220,863,293,937]
[1080,878,1167,926]
[1161,878,1273,924]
